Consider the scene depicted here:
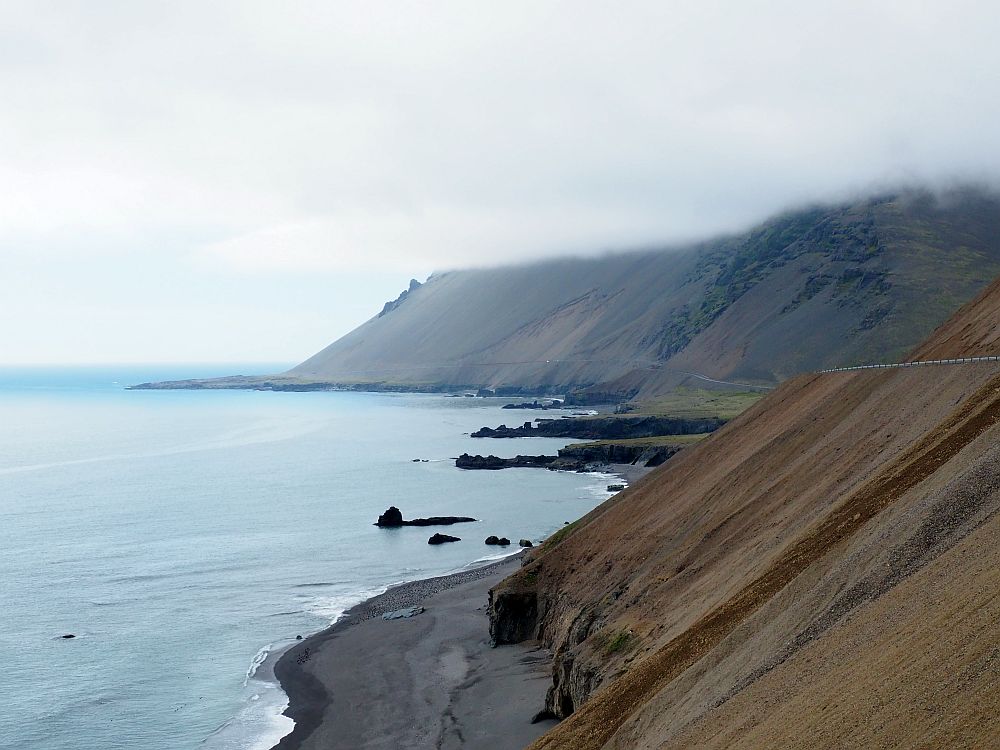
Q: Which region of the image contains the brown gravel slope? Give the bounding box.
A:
[495,276,1000,749]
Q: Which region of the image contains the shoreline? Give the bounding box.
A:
[260,464,647,749]
[268,552,550,750]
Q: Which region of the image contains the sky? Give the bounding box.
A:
[2,1,999,364]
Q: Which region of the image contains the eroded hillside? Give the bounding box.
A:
[489,275,1000,749]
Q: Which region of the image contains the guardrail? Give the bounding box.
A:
[820,355,1000,374]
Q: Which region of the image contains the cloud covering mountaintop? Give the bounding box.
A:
[3,1,999,361]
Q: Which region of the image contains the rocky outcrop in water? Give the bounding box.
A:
[375,506,477,527]
[427,533,461,544]
[485,536,511,546]
[472,415,726,440]
[456,453,585,471]
[502,400,564,410]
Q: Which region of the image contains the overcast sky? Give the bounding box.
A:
[2,1,999,364]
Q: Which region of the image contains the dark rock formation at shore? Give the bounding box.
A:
[486,536,511,546]
[456,453,585,471]
[375,506,477,527]
[472,415,726,440]
[428,533,461,545]
[489,575,539,645]
[557,442,682,468]
[457,442,684,472]
[502,400,564,410]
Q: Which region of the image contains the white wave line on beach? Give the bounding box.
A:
[463,548,524,567]
[304,584,393,624]
[200,678,293,750]
[244,644,273,686]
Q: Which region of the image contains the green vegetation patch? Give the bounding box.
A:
[605,631,632,654]
[622,387,765,420]
[593,628,634,656]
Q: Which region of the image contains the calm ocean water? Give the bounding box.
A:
[0,366,615,750]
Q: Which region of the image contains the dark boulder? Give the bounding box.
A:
[428,533,461,545]
[497,537,511,546]
[376,506,404,527]
[519,539,533,548]
[485,535,501,545]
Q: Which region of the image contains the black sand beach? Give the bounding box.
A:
[271,554,557,749]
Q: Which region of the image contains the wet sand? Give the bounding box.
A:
[271,554,557,749]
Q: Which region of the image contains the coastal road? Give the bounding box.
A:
[820,355,1000,373]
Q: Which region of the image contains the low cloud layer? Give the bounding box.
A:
[2,1,999,360]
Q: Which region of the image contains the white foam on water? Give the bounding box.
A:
[574,470,626,500]
[465,548,523,565]
[207,576,459,749]
[200,677,293,750]
[302,584,392,624]
[244,644,272,686]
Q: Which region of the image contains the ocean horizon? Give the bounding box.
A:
[0,365,617,750]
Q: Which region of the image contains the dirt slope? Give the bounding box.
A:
[488,272,1000,749]
[290,188,1000,395]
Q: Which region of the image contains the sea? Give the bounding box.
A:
[0,365,618,750]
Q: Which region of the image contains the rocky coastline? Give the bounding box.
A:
[456,441,684,473]
[265,391,674,749]
[456,453,582,471]
[471,415,726,440]
[502,399,564,410]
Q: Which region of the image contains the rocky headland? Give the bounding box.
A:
[501,400,564,410]
[456,453,577,471]
[471,415,726,440]
[456,440,685,473]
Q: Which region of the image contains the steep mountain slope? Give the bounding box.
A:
[488,275,1000,749]
[290,188,1000,395]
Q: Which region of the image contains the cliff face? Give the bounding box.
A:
[290,188,1000,396]
[490,275,1000,749]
